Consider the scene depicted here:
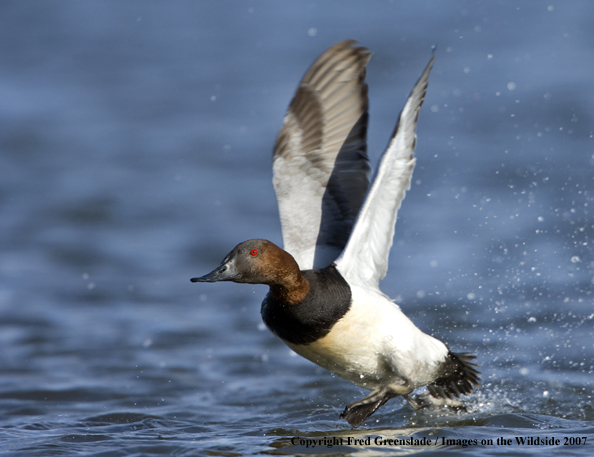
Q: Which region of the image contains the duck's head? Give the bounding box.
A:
[191,239,302,287]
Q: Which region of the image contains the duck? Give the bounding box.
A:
[192,40,479,428]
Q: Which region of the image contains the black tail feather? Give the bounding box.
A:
[427,351,480,400]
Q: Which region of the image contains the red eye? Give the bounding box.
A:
[250,249,258,256]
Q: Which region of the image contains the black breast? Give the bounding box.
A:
[260,264,351,345]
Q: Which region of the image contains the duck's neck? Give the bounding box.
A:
[262,246,310,305]
[268,264,310,306]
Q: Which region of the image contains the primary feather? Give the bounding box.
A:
[336,53,434,288]
[273,40,372,270]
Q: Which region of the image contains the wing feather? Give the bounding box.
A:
[335,54,434,288]
[273,40,372,270]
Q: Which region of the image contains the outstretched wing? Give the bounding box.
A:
[273,40,372,270]
[335,54,434,289]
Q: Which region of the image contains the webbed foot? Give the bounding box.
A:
[340,387,397,428]
[404,393,466,411]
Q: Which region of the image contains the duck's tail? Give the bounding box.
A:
[426,351,480,400]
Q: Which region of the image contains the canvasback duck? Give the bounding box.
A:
[192,40,479,428]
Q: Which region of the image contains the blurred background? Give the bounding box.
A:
[1,1,593,455]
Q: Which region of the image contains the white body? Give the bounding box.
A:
[285,285,449,392]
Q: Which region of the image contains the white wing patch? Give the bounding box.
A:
[335,54,434,289]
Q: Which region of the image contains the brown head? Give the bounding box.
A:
[191,239,310,304]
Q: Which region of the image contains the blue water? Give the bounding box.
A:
[1,1,593,455]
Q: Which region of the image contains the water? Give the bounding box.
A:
[1,1,593,455]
